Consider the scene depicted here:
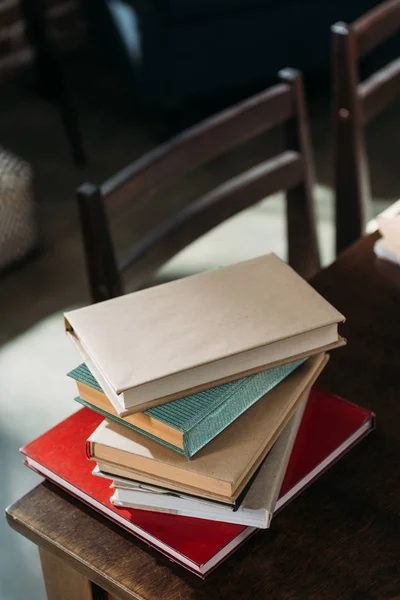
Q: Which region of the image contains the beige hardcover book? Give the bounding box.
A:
[65,254,344,415]
[108,393,309,528]
[87,354,328,504]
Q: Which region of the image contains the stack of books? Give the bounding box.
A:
[22,254,375,577]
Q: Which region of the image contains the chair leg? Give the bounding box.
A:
[280,69,320,278]
[332,23,369,254]
[334,114,368,254]
[77,183,123,302]
[57,81,87,168]
[286,183,320,280]
[21,0,87,167]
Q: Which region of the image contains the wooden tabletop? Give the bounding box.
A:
[6,233,400,599]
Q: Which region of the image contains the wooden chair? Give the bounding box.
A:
[77,69,320,304]
[21,0,87,167]
[332,0,400,254]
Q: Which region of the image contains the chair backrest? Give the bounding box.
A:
[332,0,400,253]
[77,69,320,303]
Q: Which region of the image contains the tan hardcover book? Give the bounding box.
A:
[65,254,344,415]
[87,354,328,504]
[108,393,309,528]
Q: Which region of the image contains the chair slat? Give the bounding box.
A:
[78,70,319,300]
[359,57,400,122]
[332,21,368,254]
[119,151,302,291]
[354,0,400,57]
[102,84,293,215]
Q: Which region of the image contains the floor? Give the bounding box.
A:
[0,51,399,600]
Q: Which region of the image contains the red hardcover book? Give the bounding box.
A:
[21,388,374,578]
[276,388,375,511]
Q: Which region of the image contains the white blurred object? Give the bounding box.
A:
[367,199,400,233]
[0,146,36,269]
[373,213,400,265]
[374,238,399,264]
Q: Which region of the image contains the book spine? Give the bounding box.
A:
[76,397,187,457]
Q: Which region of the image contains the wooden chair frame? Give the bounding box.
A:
[332,0,400,254]
[77,69,320,303]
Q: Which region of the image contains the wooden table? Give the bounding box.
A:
[6,233,400,600]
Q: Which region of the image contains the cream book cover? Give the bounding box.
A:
[65,254,344,414]
[87,354,328,503]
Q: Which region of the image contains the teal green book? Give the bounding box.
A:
[68,358,305,458]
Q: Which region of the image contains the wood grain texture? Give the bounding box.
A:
[39,547,94,600]
[77,69,320,303]
[332,0,400,254]
[6,233,400,599]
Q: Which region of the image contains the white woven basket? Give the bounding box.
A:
[0,147,36,269]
